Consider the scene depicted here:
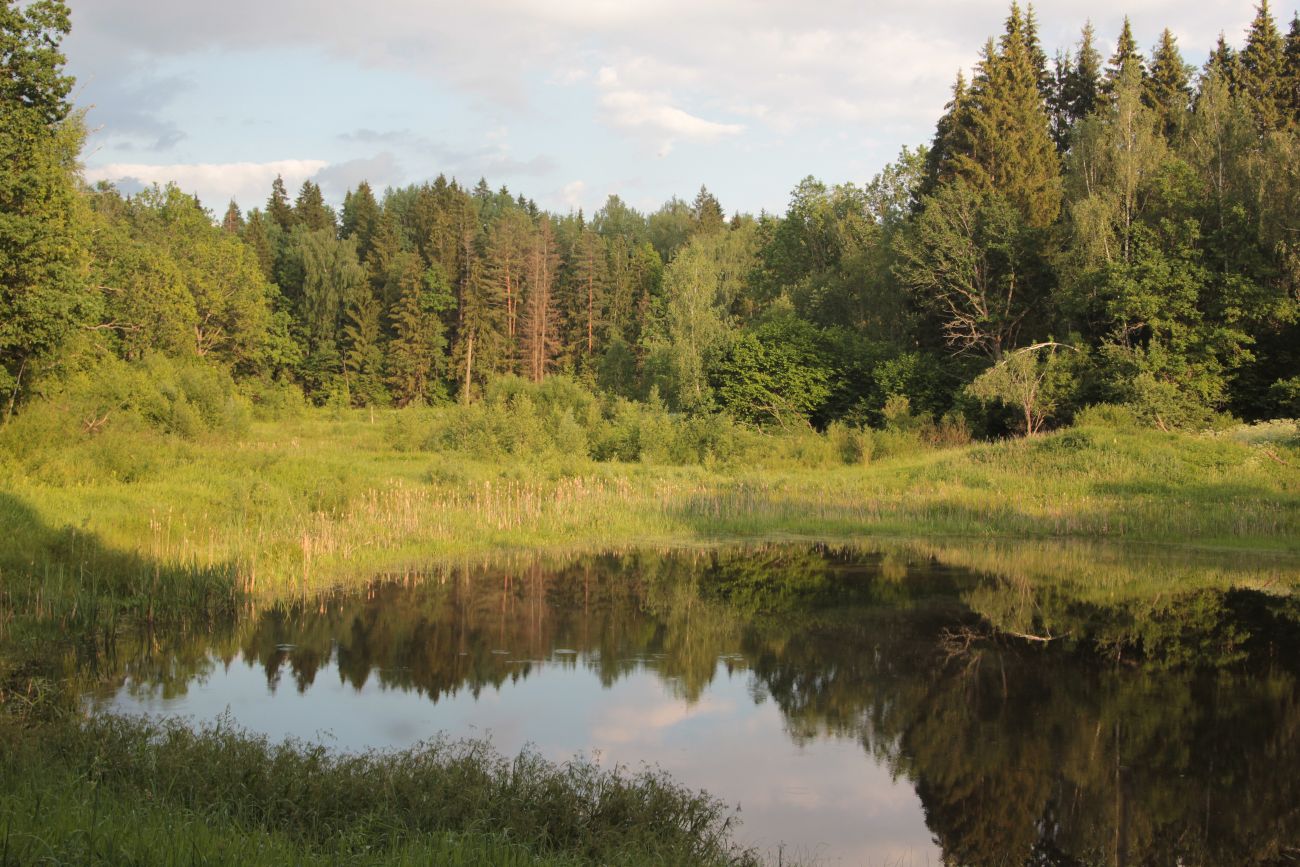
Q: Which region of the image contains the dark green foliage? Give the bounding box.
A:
[294,179,335,232]
[711,314,833,427]
[1105,17,1145,90]
[386,257,453,406]
[1286,14,1300,121]
[0,0,83,418]
[1145,29,1192,137]
[933,4,1062,228]
[340,180,380,259]
[265,174,295,231]
[1240,0,1288,130]
[1049,23,1102,149]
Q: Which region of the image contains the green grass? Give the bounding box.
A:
[1,412,1296,612]
[0,713,758,867]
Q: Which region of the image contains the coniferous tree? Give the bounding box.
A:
[1145,29,1193,138]
[484,208,531,367]
[1051,23,1103,148]
[924,71,971,192]
[342,289,386,406]
[241,210,276,282]
[1205,34,1240,91]
[365,209,402,311]
[1286,15,1300,123]
[1024,4,1053,100]
[522,217,561,382]
[1104,17,1146,93]
[572,226,610,359]
[942,4,1062,228]
[386,255,451,406]
[266,175,295,231]
[692,186,726,235]
[452,240,502,402]
[341,181,380,261]
[294,180,335,233]
[1240,0,1288,130]
[221,200,244,234]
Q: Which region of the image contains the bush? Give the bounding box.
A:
[0,353,248,483]
[826,421,871,465]
[1073,403,1139,430]
[242,377,307,421]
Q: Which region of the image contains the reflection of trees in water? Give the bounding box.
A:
[80,542,1300,866]
[739,595,1300,865]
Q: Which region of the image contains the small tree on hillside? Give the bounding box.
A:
[966,341,1078,434]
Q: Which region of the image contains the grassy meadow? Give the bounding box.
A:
[3,410,1297,613]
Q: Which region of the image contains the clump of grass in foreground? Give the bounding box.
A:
[0,712,760,867]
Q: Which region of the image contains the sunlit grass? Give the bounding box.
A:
[1,412,1297,619]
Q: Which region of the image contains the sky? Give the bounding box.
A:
[65,0,1270,218]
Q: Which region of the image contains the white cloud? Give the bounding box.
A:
[65,0,1265,213]
[85,158,328,211]
[559,180,587,211]
[596,66,743,154]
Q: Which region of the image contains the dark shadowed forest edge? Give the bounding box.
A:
[3,0,1300,864]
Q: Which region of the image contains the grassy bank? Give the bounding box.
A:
[0,711,758,867]
[2,412,1297,610]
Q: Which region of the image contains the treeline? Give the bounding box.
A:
[2,0,1300,440]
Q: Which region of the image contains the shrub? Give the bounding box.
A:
[1073,403,1139,430]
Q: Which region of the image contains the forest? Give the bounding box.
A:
[3,2,1299,449]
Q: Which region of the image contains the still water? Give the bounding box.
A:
[86,542,1300,865]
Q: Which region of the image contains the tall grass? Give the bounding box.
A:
[1,412,1297,615]
[0,713,759,866]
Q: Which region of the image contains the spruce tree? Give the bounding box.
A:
[266,175,295,231]
[522,217,561,383]
[294,180,335,233]
[1287,15,1300,124]
[1146,29,1193,138]
[240,210,276,282]
[221,200,244,234]
[342,289,387,406]
[386,254,450,406]
[942,5,1062,228]
[692,186,726,235]
[1105,17,1146,93]
[366,210,402,313]
[1051,23,1103,148]
[922,72,971,192]
[572,227,610,358]
[1023,4,1053,100]
[1240,0,1287,129]
[484,207,531,368]
[341,181,380,261]
[1205,34,1240,91]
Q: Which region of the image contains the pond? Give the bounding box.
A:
[85,541,1300,865]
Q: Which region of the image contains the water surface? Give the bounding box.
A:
[85,542,1300,865]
